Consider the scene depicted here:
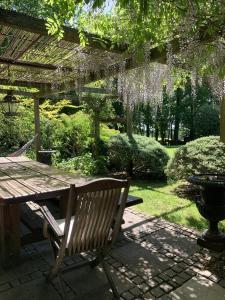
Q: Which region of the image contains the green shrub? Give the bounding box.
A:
[56,153,96,175]
[53,112,92,159]
[100,125,119,142]
[166,136,225,181]
[56,153,107,176]
[108,134,169,177]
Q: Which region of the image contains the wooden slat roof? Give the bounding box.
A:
[0,8,126,95]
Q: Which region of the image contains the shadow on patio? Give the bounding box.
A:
[0,208,224,299]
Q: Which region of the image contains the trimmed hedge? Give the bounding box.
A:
[108,134,169,177]
[166,136,225,181]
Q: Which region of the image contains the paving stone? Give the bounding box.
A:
[183,258,194,266]
[177,262,188,269]
[63,264,134,296]
[169,275,225,300]
[0,283,11,293]
[154,276,163,284]
[122,211,146,231]
[219,279,225,288]
[158,273,170,281]
[112,242,174,278]
[167,279,179,289]
[171,265,183,273]
[0,210,225,300]
[185,268,196,277]
[38,263,49,272]
[19,274,32,284]
[122,291,135,300]
[0,278,61,300]
[173,256,183,263]
[143,292,156,299]
[126,271,136,279]
[139,282,150,293]
[118,266,126,273]
[150,287,165,298]
[171,275,186,286]
[198,269,212,278]
[209,274,221,283]
[10,279,20,288]
[178,271,192,281]
[164,269,176,278]
[160,295,172,300]
[133,276,144,285]
[165,253,175,259]
[130,287,141,296]
[146,278,158,288]
[30,271,43,280]
[159,283,173,293]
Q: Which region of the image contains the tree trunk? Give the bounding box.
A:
[189,94,195,140]
[126,100,133,139]
[146,124,150,137]
[220,96,225,143]
[174,90,181,143]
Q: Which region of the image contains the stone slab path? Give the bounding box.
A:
[0,208,224,299]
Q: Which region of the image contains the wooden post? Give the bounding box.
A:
[34,97,41,160]
[220,95,225,143]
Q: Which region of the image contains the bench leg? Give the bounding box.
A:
[0,204,20,267]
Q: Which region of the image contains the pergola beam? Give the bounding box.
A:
[0,57,73,72]
[0,78,51,90]
[0,8,127,53]
[0,88,37,97]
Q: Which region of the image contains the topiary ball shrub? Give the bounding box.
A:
[108,134,169,178]
[166,136,225,181]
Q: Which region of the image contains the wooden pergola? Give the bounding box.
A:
[0,8,130,157]
[1,7,224,157]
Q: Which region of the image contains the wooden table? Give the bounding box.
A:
[0,156,143,266]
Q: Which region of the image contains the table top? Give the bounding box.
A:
[0,157,143,206]
[0,156,90,204]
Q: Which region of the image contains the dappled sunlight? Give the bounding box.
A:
[171,276,224,300]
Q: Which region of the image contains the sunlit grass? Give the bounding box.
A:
[130,179,225,232]
[165,146,180,158]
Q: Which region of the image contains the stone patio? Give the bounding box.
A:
[0,208,225,299]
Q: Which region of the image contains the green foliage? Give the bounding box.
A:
[194,104,219,137]
[53,111,92,159]
[100,124,119,142]
[166,136,225,181]
[56,152,107,175]
[132,80,219,143]
[56,153,96,175]
[108,133,169,177]
[0,98,34,154]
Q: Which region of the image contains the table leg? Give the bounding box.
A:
[0,204,20,267]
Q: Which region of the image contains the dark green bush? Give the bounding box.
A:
[166,136,225,181]
[108,134,169,177]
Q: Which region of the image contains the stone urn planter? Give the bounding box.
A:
[188,174,225,251]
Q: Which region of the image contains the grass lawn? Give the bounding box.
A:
[130,179,225,232]
[165,146,180,158]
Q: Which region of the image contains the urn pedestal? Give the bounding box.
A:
[188,174,225,252]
